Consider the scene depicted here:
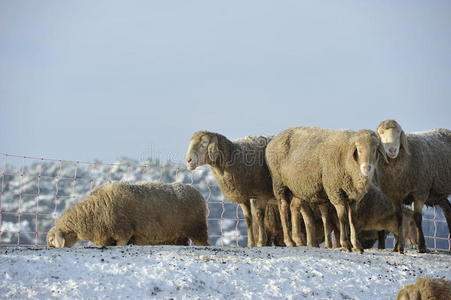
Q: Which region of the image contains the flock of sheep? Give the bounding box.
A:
[44,119,451,298]
[46,119,451,252]
[184,119,451,254]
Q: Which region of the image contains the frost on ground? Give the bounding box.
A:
[0,246,449,300]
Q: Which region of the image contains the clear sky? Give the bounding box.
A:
[1,1,451,163]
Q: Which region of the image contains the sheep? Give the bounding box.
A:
[289,187,417,249]
[185,132,274,247]
[396,278,451,300]
[376,120,451,253]
[265,126,387,252]
[354,185,418,249]
[46,182,208,248]
[252,199,287,246]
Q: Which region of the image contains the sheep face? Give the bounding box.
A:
[377,120,410,159]
[47,226,77,248]
[185,132,218,170]
[350,131,387,177]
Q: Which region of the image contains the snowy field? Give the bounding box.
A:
[1,246,450,299]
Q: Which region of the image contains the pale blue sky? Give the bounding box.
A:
[1,1,451,163]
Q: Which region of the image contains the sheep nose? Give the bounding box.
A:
[388,147,397,154]
[360,164,373,176]
[187,158,192,163]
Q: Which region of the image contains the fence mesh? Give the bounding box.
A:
[0,153,449,250]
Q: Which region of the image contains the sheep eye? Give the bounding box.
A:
[353,148,359,161]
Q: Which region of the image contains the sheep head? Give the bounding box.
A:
[349,130,387,178]
[185,131,220,170]
[377,119,411,160]
[46,226,77,248]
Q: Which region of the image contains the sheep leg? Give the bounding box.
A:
[279,198,294,247]
[273,185,294,247]
[330,198,352,252]
[116,238,130,246]
[250,198,267,247]
[240,202,255,247]
[348,203,363,253]
[189,222,209,246]
[290,197,306,246]
[191,237,208,246]
[332,228,340,248]
[438,197,451,237]
[377,231,386,249]
[112,233,133,246]
[330,210,341,248]
[413,197,428,253]
[318,203,332,249]
[299,202,319,247]
[392,205,405,254]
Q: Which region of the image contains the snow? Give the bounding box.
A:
[1,246,450,299]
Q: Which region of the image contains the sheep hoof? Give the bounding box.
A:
[294,240,304,247]
[418,247,429,253]
[284,240,295,247]
[340,247,352,252]
[353,248,364,254]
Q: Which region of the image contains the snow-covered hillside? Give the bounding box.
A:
[0,246,450,299]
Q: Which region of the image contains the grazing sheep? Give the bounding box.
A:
[376,120,451,252]
[397,278,451,300]
[355,185,418,248]
[47,182,208,248]
[266,126,387,252]
[185,132,274,247]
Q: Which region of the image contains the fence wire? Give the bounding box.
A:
[0,153,449,250]
[0,153,247,247]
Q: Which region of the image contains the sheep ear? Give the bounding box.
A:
[54,229,66,248]
[207,136,219,162]
[400,131,411,155]
[378,142,389,164]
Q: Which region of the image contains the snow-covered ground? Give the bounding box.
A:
[1,246,450,299]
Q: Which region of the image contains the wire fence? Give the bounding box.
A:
[0,153,449,250]
[0,153,247,247]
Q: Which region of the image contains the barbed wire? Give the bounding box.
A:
[0,153,449,250]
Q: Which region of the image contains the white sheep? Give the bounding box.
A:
[266,126,387,252]
[185,132,274,247]
[397,277,451,300]
[376,120,451,253]
[47,182,208,247]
